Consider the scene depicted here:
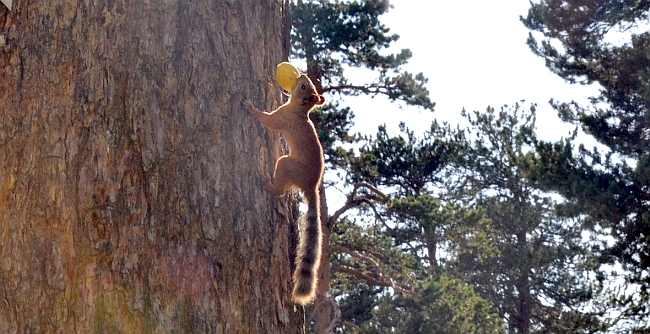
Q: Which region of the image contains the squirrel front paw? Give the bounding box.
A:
[243,100,257,114]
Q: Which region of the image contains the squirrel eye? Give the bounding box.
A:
[301,84,306,91]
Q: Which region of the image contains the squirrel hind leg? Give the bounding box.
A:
[264,178,287,197]
[265,156,295,196]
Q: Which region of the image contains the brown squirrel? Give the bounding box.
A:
[244,74,325,305]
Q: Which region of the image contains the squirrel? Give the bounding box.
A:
[244,74,325,305]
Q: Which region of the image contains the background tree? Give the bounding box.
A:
[345,104,604,333]
[0,1,304,332]
[453,105,601,333]
[338,121,505,333]
[291,0,434,107]
[343,104,604,333]
[368,275,503,334]
[523,1,650,328]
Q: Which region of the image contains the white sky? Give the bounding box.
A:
[345,0,600,143]
[322,0,604,208]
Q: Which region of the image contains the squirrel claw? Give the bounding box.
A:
[264,179,285,197]
[243,99,256,113]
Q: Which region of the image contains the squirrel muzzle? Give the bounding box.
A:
[308,94,325,105]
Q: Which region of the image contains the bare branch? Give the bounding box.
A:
[322,84,379,95]
[332,245,382,269]
[331,244,415,297]
[327,182,388,229]
[342,321,361,333]
[330,243,391,265]
[353,182,388,201]
[332,265,415,297]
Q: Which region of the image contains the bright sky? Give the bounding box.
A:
[347,0,600,143]
[323,0,607,208]
[323,0,603,206]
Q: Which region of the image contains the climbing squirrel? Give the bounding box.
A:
[244,74,325,305]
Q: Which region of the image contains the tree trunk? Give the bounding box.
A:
[514,231,532,334]
[313,185,333,333]
[0,1,303,333]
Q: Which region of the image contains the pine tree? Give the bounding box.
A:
[291,0,435,164]
[344,122,505,333]
[349,104,602,333]
[455,104,601,333]
[523,1,650,327]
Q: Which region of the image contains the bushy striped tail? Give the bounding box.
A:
[292,188,322,305]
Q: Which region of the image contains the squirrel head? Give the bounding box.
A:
[291,75,325,108]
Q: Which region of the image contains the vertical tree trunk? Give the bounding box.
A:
[513,230,532,334]
[0,1,303,333]
[313,187,333,333]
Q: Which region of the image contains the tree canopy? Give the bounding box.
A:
[288,0,649,332]
[523,1,650,328]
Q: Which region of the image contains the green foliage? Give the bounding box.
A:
[350,122,466,196]
[358,275,503,334]
[456,104,602,333]
[523,1,650,327]
[309,103,359,169]
[292,0,398,70]
[291,0,434,110]
[387,195,497,275]
[331,218,420,290]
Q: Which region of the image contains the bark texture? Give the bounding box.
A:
[0,1,302,333]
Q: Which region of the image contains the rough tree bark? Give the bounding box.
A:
[0,1,303,333]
